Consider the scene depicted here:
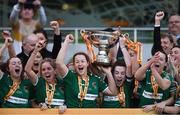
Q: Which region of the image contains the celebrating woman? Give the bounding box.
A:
[25,40,65,111]
[56,34,117,108]
[102,36,134,108]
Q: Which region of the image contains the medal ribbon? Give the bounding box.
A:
[81,32,96,63]
[46,82,56,107]
[118,86,125,107]
[78,76,89,102]
[150,74,158,98]
[133,80,139,97]
[4,81,21,101]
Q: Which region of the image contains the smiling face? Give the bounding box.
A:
[168,15,180,36]
[73,54,89,77]
[113,66,126,87]
[8,57,23,79]
[41,61,56,83]
[161,37,174,54]
[171,47,180,67]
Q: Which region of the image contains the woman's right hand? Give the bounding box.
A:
[155,11,164,21]
[2,31,13,47]
[65,34,74,43]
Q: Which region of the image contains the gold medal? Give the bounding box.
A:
[46,82,56,107]
[150,74,158,100]
[118,86,125,107]
[78,76,89,103]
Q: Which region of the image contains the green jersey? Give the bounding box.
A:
[35,77,65,108]
[175,86,180,107]
[0,73,33,108]
[63,70,108,108]
[102,78,134,108]
[139,70,173,107]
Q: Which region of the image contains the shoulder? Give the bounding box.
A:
[89,73,103,81]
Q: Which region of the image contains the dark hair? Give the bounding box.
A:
[6,57,24,80]
[111,60,126,74]
[73,52,90,64]
[172,45,180,49]
[39,58,56,76]
[72,52,91,73]
[33,29,49,43]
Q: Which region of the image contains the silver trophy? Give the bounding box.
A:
[80,29,120,66]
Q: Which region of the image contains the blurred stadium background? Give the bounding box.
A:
[0,0,179,63]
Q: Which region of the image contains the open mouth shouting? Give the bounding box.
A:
[76,66,85,75]
[154,64,160,68]
[13,67,22,77]
[33,62,39,67]
[116,78,125,87]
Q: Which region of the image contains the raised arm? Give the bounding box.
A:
[56,34,74,77]
[150,62,171,90]
[130,50,140,75]
[135,52,159,81]
[9,0,25,23]
[33,0,47,25]
[50,21,62,59]
[101,67,118,95]
[151,11,164,55]
[2,31,16,58]
[25,40,44,85]
[119,36,132,77]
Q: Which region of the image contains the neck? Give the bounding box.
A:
[80,74,88,81]
[11,76,21,82]
[47,79,56,85]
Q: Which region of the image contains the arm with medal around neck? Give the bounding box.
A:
[101,67,118,95]
[56,34,74,78]
[135,52,159,81]
[25,40,45,85]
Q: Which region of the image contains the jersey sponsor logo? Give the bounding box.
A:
[78,93,98,101]
[142,90,163,100]
[45,98,65,106]
[7,96,28,104]
[104,95,119,101]
[92,82,97,89]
